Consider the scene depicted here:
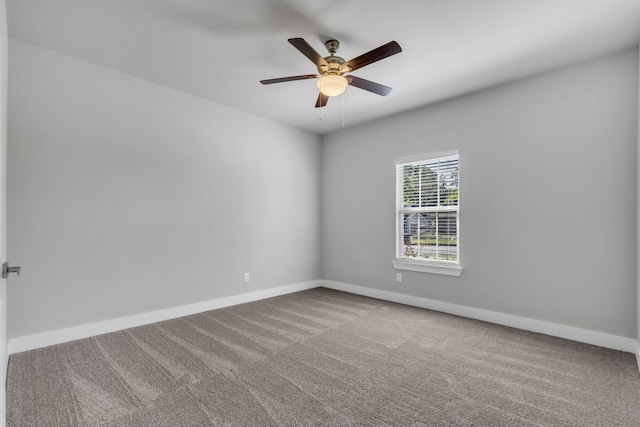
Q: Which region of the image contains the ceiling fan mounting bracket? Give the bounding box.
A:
[324,39,340,55]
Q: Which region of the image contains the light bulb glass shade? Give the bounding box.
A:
[317,75,348,97]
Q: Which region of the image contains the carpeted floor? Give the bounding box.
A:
[7,287,640,426]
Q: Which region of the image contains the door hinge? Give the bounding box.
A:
[2,262,21,279]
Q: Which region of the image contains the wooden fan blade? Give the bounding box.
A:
[315,92,329,108]
[288,38,328,68]
[343,41,402,72]
[260,74,320,84]
[347,75,392,96]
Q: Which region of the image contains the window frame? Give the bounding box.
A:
[393,150,462,277]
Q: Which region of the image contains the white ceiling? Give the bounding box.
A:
[6,0,640,135]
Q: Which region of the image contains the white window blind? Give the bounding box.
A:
[395,151,459,266]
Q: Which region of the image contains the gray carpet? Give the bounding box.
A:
[7,288,640,426]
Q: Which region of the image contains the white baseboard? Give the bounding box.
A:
[8,279,638,359]
[7,280,321,355]
[322,281,638,354]
[1,347,5,427]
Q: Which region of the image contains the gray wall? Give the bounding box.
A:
[323,48,638,338]
[7,39,322,338]
[7,39,639,341]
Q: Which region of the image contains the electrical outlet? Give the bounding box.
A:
[396,272,402,282]
[244,272,250,282]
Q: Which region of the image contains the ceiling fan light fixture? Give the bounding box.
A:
[317,75,348,97]
[261,38,402,107]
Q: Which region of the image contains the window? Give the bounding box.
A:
[393,151,461,276]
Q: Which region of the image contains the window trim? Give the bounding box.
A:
[392,260,462,276]
[393,150,462,277]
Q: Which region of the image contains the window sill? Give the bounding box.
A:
[392,260,462,277]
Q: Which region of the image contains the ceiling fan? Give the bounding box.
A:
[260,38,402,108]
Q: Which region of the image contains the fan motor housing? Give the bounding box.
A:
[318,39,352,75]
[318,55,348,75]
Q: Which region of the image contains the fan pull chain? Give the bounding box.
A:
[342,89,346,127]
[319,80,323,122]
